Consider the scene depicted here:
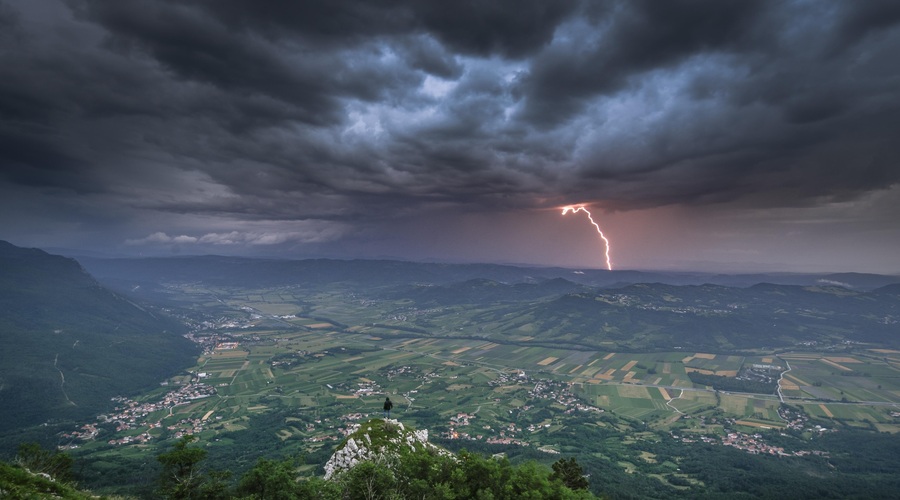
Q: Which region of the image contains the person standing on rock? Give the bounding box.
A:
[383,397,393,419]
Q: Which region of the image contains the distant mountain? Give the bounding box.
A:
[510,282,900,351]
[387,277,590,307]
[75,255,900,291]
[69,254,900,353]
[77,255,621,292]
[0,241,196,443]
[358,278,900,351]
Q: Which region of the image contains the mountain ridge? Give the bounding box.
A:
[0,241,198,447]
[76,254,900,291]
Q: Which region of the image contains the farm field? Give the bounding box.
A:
[68,321,900,467]
[76,283,899,446]
[778,352,900,403]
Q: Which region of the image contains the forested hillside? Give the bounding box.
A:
[0,241,197,450]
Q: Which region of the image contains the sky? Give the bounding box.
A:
[2,0,900,274]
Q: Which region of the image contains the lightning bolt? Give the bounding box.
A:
[561,205,613,271]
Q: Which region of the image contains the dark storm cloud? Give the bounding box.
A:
[407,0,579,58]
[181,0,578,58]
[1,0,899,247]
[829,0,900,52]
[74,1,348,126]
[520,0,768,125]
[396,35,463,80]
[525,0,900,210]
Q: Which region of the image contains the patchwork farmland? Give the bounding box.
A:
[68,315,900,462]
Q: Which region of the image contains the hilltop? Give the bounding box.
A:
[323,418,447,479]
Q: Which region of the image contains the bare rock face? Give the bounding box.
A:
[323,419,448,480]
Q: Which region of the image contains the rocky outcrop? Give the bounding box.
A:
[323,418,448,480]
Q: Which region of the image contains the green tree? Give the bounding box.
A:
[296,476,342,500]
[202,470,233,500]
[508,461,559,499]
[157,435,210,499]
[451,450,510,498]
[393,448,457,499]
[550,457,589,491]
[337,458,398,500]
[237,457,304,499]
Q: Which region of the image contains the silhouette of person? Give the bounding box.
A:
[383,397,393,418]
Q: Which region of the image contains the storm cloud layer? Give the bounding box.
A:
[2,0,899,272]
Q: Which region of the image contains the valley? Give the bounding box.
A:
[4,247,900,498]
[59,279,900,497]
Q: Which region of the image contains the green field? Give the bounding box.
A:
[63,283,900,449]
[64,324,900,465]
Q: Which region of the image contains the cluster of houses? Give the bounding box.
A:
[297,414,382,443]
[485,422,529,446]
[594,293,733,315]
[675,425,829,458]
[111,381,216,424]
[60,381,217,448]
[451,412,475,426]
[353,381,381,397]
[487,436,530,446]
[487,369,529,387]
[384,365,418,381]
[386,307,444,323]
[106,432,154,446]
[440,372,604,444]
[327,379,385,398]
[720,432,828,457]
[166,416,213,441]
[442,412,481,441]
[778,405,832,433]
[529,378,605,416]
[288,416,346,443]
[440,413,557,443]
[720,432,788,455]
[183,332,236,354]
[59,424,99,446]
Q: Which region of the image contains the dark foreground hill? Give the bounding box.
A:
[0,419,597,499]
[0,241,196,448]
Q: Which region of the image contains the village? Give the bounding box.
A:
[678,431,829,458]
[60,380,217,448]
[441,372,604,446]
[674,407,832,458]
